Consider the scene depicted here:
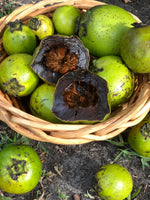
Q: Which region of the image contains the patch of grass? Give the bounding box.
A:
[0,1,15,18]
[107,134,128,146]
[113,148,150,171]
[58,187,69,200]
[39,142,50,155]
[0,131,30,151]
[107,134,150,171]
[126,186,142,200]
[0,194,12,200]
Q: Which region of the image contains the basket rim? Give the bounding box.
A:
[0,0,149,145]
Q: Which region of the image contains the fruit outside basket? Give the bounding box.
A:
[0,0,149,145]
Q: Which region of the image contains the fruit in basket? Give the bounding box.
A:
[31,35,89,84]
[28,15,54,40]
[0,53,39,97]
[78,5,136,57]
[52,5,82,36]
[94,163,133,200]
[2,19,36,55]
[128,113,150,157]
[52,69,111,124]
[91,56,135,109]
[30,83,62,123]
[120,23,150,73]
[0,144,42,194]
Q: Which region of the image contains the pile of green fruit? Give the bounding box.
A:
[0,4,149,125]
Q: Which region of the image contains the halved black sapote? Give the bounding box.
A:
[31,35,89,84]
[52,69,111,124]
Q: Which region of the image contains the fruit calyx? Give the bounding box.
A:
[7,19,24,33]
[28,17,41,31]
[7,159,27,180]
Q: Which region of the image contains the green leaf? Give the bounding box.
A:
[39,142,50,155]
[0,195,12,200]
[141,157,150,171]
[131,186,142,199]
[113,151,124,163]
[58,187,69,199]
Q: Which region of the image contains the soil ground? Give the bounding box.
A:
[0,0,150,200]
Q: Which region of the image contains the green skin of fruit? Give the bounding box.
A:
[52,5,82,36]
[0,144,42,194]
[30,83,62,123]
[2,21,36,55]
[28,15,54,40]
[78,5,136,57]
[0,54,39,97]
[94,164,133,200]
[128,113,150,157]
[120,25,150,73]
[93,56,135,109]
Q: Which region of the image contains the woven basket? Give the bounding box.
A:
[0,0,149,145]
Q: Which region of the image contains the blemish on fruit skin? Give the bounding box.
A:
[80,10,92,37]
[40,98,48,104]
[2,78,25,96]
[80,22,87,37]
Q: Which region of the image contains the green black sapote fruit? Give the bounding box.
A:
[91,56,135,109]
[128,113,150,157]
[28,15,54,40]
[0,54,39,97]
[78,4,136,57]
[94,164,133,200]
[120,23,150,73]
[31,35,89,84]
[52,5,82,36]
[30,83,61,123]
[52,69,111,124]
[2,20,36,55]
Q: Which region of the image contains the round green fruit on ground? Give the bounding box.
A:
[128,113,150,157]
[0,54,39,97]
[0,144,42,194]
[120,24,150,73]
[94,164,133,200]
[30,83,62,123]
[28,15,54,40]
[78,4,136,57]
[52,5,82,36]
[92,56,135,109]
[2,20,36,55]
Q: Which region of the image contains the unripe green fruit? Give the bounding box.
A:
[78,4,136,57]
[94,164,133,200]
[92,56,135,109]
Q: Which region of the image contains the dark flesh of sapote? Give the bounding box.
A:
[52,69,111,124]
[31,35,89,84]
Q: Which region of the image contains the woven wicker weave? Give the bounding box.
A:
[0,0,149,145]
